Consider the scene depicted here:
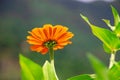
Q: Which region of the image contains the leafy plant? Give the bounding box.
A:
[68,6,120,80]
[19,6,120,80]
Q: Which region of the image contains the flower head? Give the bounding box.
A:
[27,24,74,54]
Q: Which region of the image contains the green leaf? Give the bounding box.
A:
[81,14,120,53]
[90,25,116,51]
[67,74,94,80]
[102,6,120,31]
[109,61,120,80]
[114,22,120,37]
[88,54,108,80]
[102,6,120,37]
[102,19,114,30]
[42,60,59,80]
[111,6,120,27]
[19,54,44,80]
[111,6,120,37]
[80,14,91,25]
[103,44,111,53]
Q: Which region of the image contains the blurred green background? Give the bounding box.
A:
[0,0,120,80]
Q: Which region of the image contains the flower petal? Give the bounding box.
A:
[53,25,68,40]
[54,45,64,50]
[58,41,72,46]
[43,24,53,40]
[41,48,48,54]
[57,32,74,42]
[27,40,42,45]
[30,45,48,54]
[27,36,43,44]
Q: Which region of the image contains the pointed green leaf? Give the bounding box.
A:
[43,60,59,80]
[114,22,120,37]
[19,54,44,80]
[67,74,94,80]
[90,25,115,50]
[102,19,114,30]
[103,44,111,53]
[111,6,120,26]
[81,14,120,53]
[109,61,120,80]
[102,6,120,37]
[88,54,108,80]
[111,6,120,37]
[80,14,91,25]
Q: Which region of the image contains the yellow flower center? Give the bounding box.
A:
[44,40,57,48]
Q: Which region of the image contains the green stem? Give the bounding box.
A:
[109,53,116,69]
[49,47,54,63]
[49,47,59,80]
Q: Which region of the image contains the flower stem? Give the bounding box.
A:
[49,47,54,63]
[109,53,116,69]
[49,47,59,80]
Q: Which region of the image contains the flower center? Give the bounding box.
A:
[44,40,57,48]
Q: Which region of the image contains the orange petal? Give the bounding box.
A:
[54,45,64,50]
[53,25,68,40]
[41,48,48,54]
[57,32,74,42]
[30,45,41,51]
[27,36,43,42]
[28,31,41,41]
[58,41,72,46]
[30,45,48,54]
[43,24,53,40]
[27,40,42,45]
[38,28,47,41]
[28,28,46,41]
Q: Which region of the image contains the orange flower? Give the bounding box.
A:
[27,24,74,54]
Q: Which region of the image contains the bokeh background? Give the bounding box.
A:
[0,0,120,80]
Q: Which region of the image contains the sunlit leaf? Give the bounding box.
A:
[81,14,120,53]
[103,44,111,53]
[111,6,120,27]
[67,74,94,80]
[19,54,44,80]
[109,61,120,80]
[114,22,120,37]
[103,6,120,37]
[43,60,59,80]
[88,54,108,80]
[102,19,114,30]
